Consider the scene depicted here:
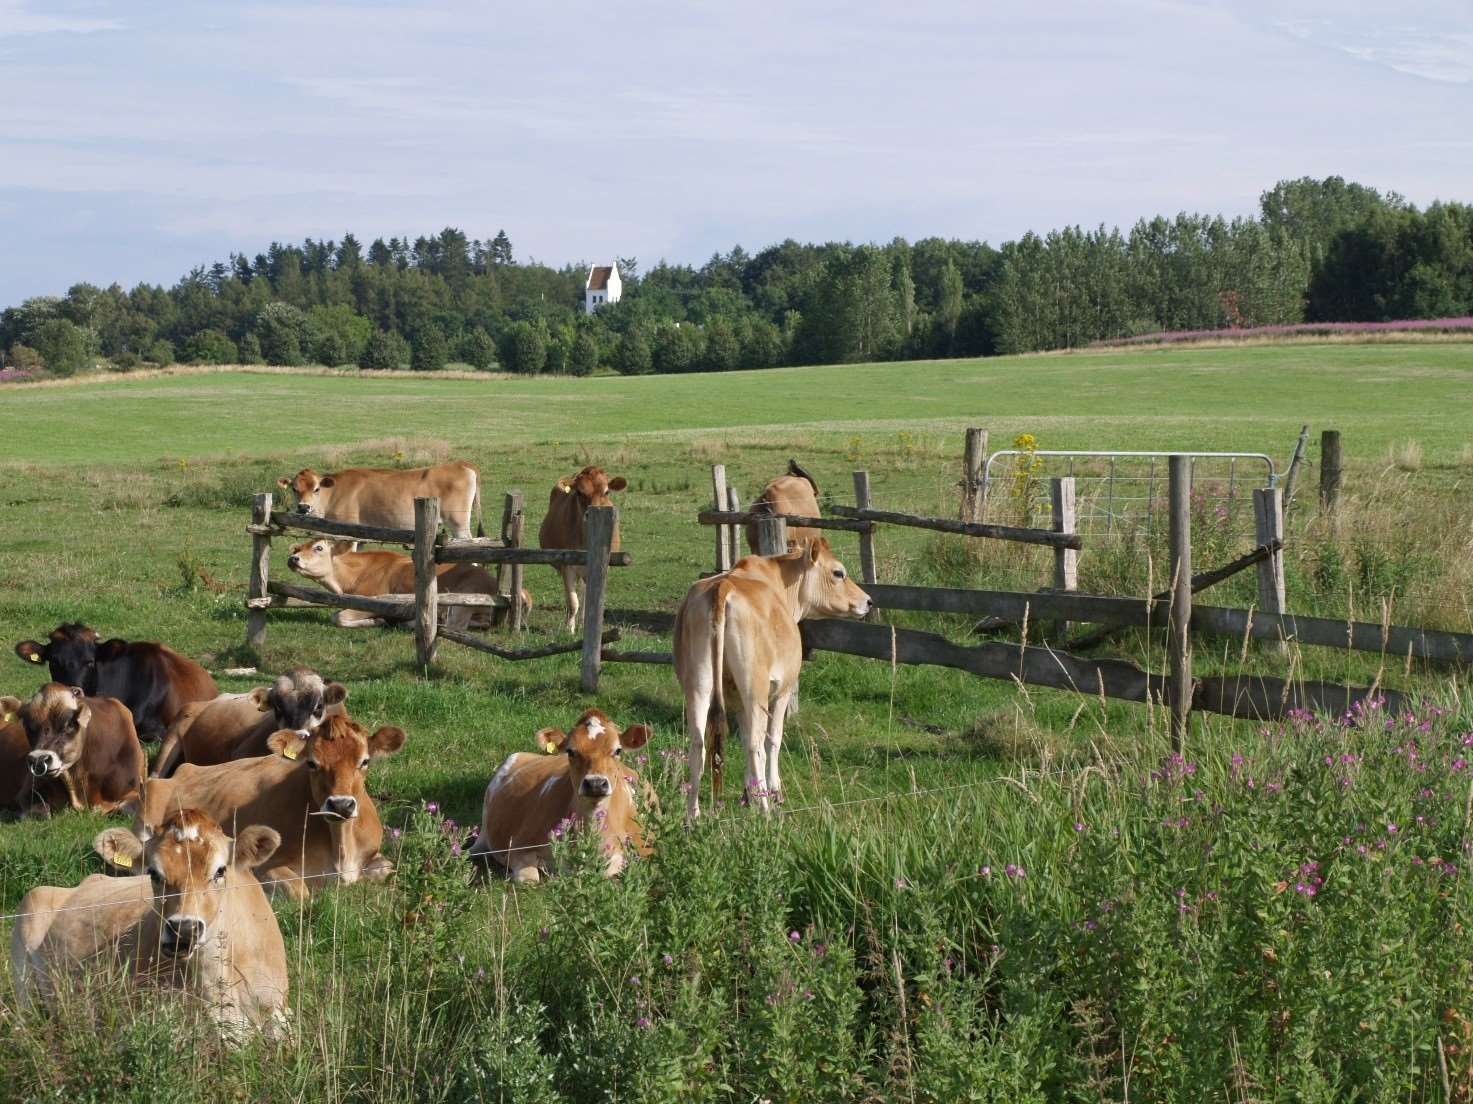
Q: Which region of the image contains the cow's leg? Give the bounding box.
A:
[508,853,542,884]
[558,565,580,633]
[765,684,794,805]
[333,609,384,629]
[684,684,712,819]
[259,865,309,901]
[739,692,772,814]
[361,854,395,882]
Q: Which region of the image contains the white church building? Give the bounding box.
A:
[584,264,622,313]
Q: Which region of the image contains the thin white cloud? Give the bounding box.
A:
[0,0,121,37]
[1276,15,1473,84]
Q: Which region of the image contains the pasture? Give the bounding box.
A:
[3,341,1473,1101]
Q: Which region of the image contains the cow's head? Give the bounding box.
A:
[558,467,627,509]
[285,539,340,584]
[13,623,119,693]
[537,707,649,814]
[250,667,346,739]
[1,683,93,780]
[95,809,280,959]
[267,713,404,822]
[789,538,872,620]
[276,469,335,516]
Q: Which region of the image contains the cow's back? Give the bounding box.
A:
[476,752,572,854]
[334,550,416,596]
[675,561,801,690]
[144,756,303,848]
[0,717,29,810]
[745,474,821,553]
[96,643,217,738]
[82,697,146,807]
[323,462,478,531]
[14,875,153,1008]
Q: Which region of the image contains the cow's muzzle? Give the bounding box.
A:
[161,916,205,956]
[287,556,301,570]
[294,503,312,515]
[322,795,358,820]
[27,751,62,778]
[581,774,612,799]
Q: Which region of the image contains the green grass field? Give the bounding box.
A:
[3,341,1473,1101]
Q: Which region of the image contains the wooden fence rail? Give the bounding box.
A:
[827,504,1082,550]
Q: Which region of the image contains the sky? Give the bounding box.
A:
[0,0,1468,305]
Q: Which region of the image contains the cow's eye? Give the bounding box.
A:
[565,748,577,760]
[148,869,163,885]
[359,758,369,769]
[832,568,845,579]
[213,866,227,882]
[613,746,623,757]
[306,760,319,771]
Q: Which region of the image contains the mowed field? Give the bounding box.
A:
[4,341,1473,1101]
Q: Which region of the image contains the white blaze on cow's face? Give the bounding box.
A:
[95,810,280,960]
[538,709,651,813]
[565,466,627,508]
[13,683,91,778]
[796,538,873,619]
[276,469,335,516]
[286,540,337,582]
[250,669,346,739]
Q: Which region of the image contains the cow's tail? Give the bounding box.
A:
[706,579,732,800]
[471,464,485,538]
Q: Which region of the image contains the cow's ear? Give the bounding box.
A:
[249,687,271,711]
[535,727,567,754]
[96,639,128,662]
[276,476,292,489]
[323,681,348,706]
[0,696,21,722]
[608,476,627,492]
[232,825,282,869]
[319,475,335,488]
[620,723,651,750]
[266,730,307,761]
[367,725,405,758]
[94,828,143,871]
[15,640,46,665]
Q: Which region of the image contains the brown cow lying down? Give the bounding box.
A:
[0,708,29,812]
[286,539,530,630]
[151,667,348,778]
[0,684,145,816]
[538,466,627,633]
[277,460,481,540]
[11,808,288,1039]
[468,708,651,883]
[137,713,405,899]
[14,622,218,742]
[675,540,871,816]
[745,459,822,553]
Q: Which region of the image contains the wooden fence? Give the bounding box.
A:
[244,492,629,691]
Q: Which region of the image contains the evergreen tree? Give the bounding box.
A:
[254,302,308,366]
[489,230,513,266]
[569,331,599,377]
[614,328,652,375]
[460,327,496,370]
[411,327,448,371]
[359,328,407,370]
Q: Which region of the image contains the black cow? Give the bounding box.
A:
[14,623,218,742]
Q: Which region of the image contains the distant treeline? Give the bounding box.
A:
[3,176,1470,378]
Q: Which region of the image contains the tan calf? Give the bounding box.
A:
[287,539,529,630]
[538,466,627,632]
[468,708,651,883]
[151,667,348,778]
[11,808,287,1038]
[277,460,481,540]
[745,459,822,553]
[1,684,145,816]
[674,540,871,815]
[137,714,405,899]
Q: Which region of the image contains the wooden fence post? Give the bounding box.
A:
[509,511,526,632]
[1051,477,1077,635]
[1319,430,1342,513]
[852,470,878,585]
[245,492,272,651]
[712,465,732,574]
[580,506,615,693]
[754,515,788,557]
[1167,456,1193,752]
[726,484,742,565]
[496,491,524,628]
[961,427,987,522]
[1253,487,1287,653]
[414,497,440,669]
[1281,424,1309,509]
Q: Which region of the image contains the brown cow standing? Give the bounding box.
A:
[14,623,218,742]
[0,684,146,816]
[467,708,651,882]
[137,713,405,899]
[286,539,529,629]
[674,541,871,816]
[277,461,481,540]
[12,808,289,1039]
[538,466,627,632]
[151,667,348,778]
[745,459,823,553]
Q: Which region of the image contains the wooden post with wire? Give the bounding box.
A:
[1051,477,1078,635]
[754,516,788,557]
[1253,487,1287,653]
[413,497,441,668]
[245,492,272,651]
[726,484,743,565]
[852,470,878,585]
[712,465,732,573]
[961,427,987,521]
[1319,430,1342,513]
[1167,456,1193,751]
[579,506,616,692]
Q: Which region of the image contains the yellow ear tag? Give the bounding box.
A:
[27,653,41,663]
[115,852,133,869]
[542,740,559,754]
[561,484,572,494]
[284,745,299,761]
[1,713,11,725]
